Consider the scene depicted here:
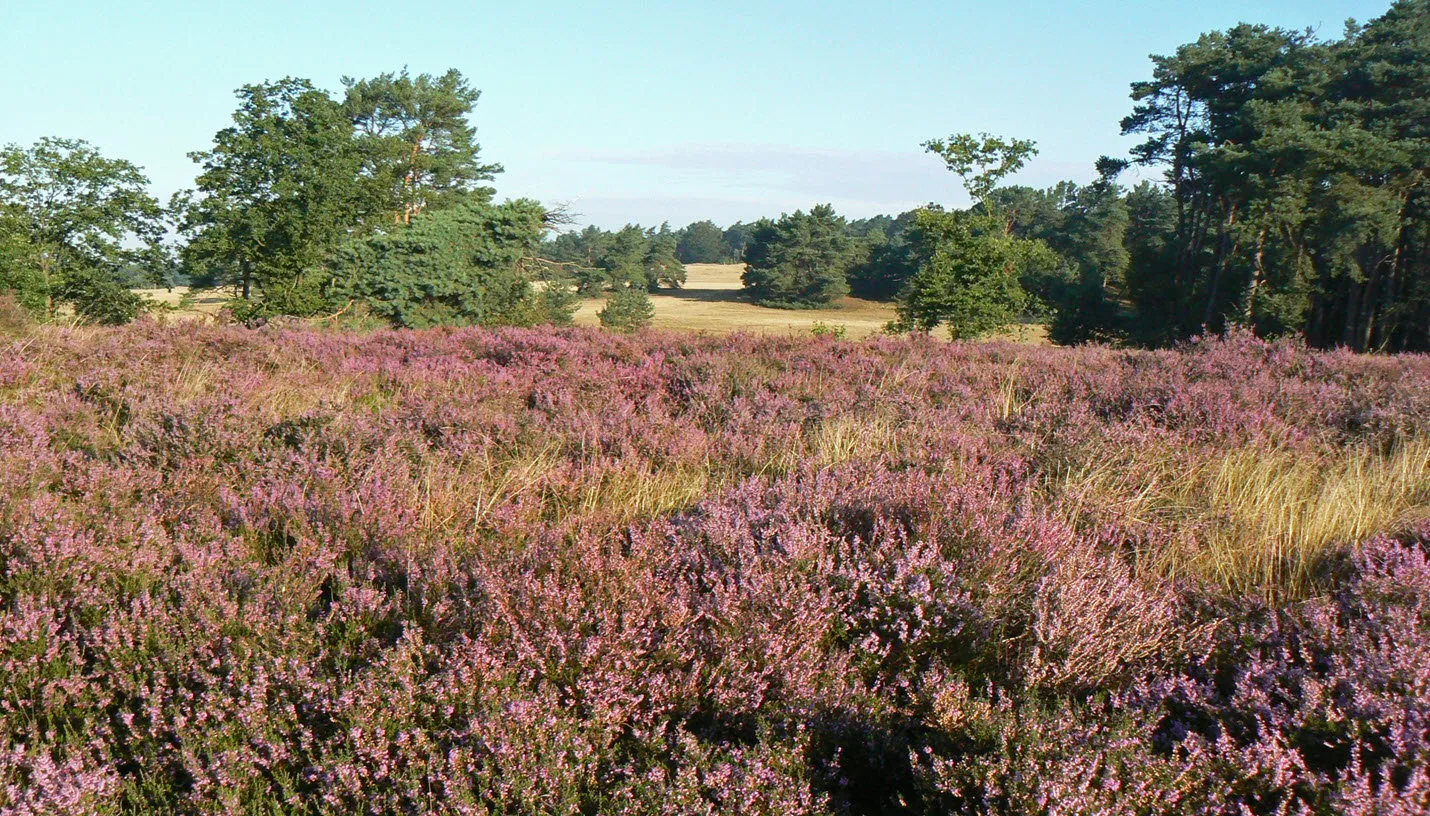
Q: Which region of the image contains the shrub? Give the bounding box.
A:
[53,266,146,325]
[1,325,1428,813]
[598,285,655,332]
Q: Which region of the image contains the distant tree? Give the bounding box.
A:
[675,220,725,263]
[541,225,612,295]
[894,134,1054,338]
[1047,180,1130,344]
[176,78,363,317]
[644,223,686,289]
[1120,181,1180,345]
[599,284,655,332]
[847,209,923,300]
[848,214,897,238]
[0,137,163,323]
[543,226,609,266]
[740,205,854,308]
[342,68,501,225]
[331,197,572,328]
[988,178,1131,344]
[598,225,650,290]
[721,222,756,263]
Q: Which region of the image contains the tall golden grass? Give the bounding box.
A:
[1056,436,1430,597]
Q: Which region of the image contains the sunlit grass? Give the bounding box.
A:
[1053,436,1430,597]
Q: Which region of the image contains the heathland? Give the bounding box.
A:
[3,318,1428,813]
[3,2,1430,813]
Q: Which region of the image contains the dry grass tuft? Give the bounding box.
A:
[1056,437,1430,597]
[806,414,900,468]
[1177,438,1430,595]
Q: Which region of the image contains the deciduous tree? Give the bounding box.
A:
[894,134,1053,338]
[0,137,163,322]
[177,78,363,317]
[675,220,725,264]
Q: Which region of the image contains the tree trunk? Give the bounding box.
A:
[39,250,54,318]
[1244,226,1267,326]
[1201,205,1238,330]
[1341,276,1361,349]
[1357,260,1381,353]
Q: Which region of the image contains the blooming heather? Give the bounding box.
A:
[0,321,1427,814]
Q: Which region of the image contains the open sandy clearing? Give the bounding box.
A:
[137,265,1047,343]
[572,263,896,339]
[572,264,1048,342]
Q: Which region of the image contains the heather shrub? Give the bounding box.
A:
[0,323,1427,813]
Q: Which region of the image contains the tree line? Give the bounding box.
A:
[1,69,573,328]
[2,0,1426,349]
[911,0,1430,350]
[576,0,1425,350]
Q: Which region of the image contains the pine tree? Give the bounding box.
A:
[741,205,853,308]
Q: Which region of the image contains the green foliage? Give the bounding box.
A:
[342,68,500,224]
[1117,3,1430,351]
[177,78,363,316]
[894,134,1054,339]
[643,223,686,290]
[52,266,145,325]
[0,137,165,323]
[721,222,756,262]
[0,205,45,315]
[893,208,1055,339]
[598,285,655,332]
[542,226,613,295]
[922,133,1039,202]
[847,210,923,301]
[544,225,611,267]
[176,70,505,322]
[989,180,1131,344]
[332,198,571,329]
[674,220,725,264]
[1121,182,1181,345]
[542,223,686,294]
[741,205,854,308]
[599,225,652,290]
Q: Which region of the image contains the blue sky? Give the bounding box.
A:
[0,0,1393,229]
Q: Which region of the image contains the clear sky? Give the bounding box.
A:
[0,0,1395,229]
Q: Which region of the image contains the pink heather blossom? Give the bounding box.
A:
[0,322,1426,813]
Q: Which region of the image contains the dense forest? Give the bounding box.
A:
[2,0,1427,349]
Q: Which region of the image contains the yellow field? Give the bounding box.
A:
[135,287,227,321]
[139,265,1048,343]
[570,264,899,339]
[575,264,1048,342]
